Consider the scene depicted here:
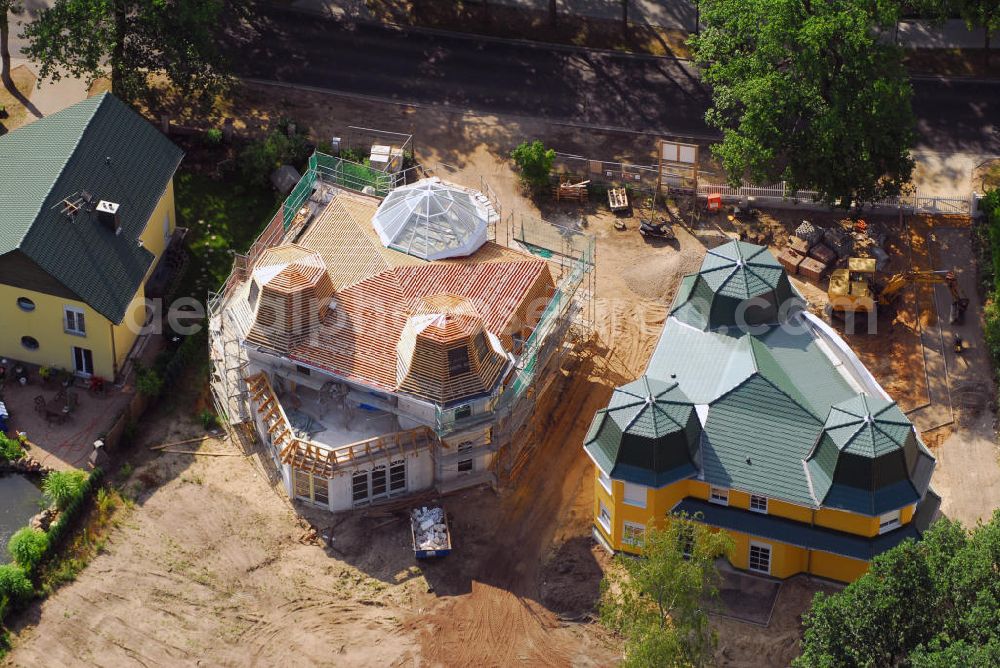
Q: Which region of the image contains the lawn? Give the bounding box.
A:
[0,66,38,132]
[173,167,281,301]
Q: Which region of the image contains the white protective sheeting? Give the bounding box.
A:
[371,177,489,260]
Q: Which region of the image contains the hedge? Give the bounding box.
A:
[979,190,1000,379]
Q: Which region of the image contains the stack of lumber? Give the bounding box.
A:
[553,180,589,203]
[779,225,834,278]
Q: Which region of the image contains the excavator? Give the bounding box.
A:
[828,257,970,324]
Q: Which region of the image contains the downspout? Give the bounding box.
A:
[110,321,119,381]
[806,507,816,577]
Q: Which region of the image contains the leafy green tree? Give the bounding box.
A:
[7,527,47,572]
[21,0,244,107]
[950,0,1000,53]
[0,0,23,91]
[510,140,556,191]
[690,0,915,207]
[42,470,88,511]
[796,511,1000,666]
[600,515,733,668]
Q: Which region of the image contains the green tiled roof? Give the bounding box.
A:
[805,395,936,515]
[0,93,183,323]
[703,374,823,505]
[584,376,701,487]
[671,240,801,330]
[590,242,937,516]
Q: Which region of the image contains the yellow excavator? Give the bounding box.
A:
[828,257,970,324]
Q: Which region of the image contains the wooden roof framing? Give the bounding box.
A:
[246,371,437,478]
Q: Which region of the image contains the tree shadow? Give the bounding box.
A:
[2,77,43,121]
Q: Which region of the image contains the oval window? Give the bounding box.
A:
[16,297,35,312]
[21,336,39,350]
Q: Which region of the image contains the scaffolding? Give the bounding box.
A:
[208,147,596,496]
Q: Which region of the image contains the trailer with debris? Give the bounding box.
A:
[411,506,453,558]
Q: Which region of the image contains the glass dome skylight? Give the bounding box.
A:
[371,177,489,261]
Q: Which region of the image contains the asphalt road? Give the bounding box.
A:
[239,6,999,155]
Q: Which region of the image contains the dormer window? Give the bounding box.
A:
[248,280,260,308]
[448,346,470,376]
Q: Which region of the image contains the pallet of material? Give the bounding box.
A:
[779,248,806,275]
[607,187,629,212]
[788,236,811,254]
[799,256,829,281]
[808,242,837,266]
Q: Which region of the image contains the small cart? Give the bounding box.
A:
[411,506,453,559]
[608,187,629,212]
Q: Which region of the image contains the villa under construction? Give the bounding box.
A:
[209,151,592,511]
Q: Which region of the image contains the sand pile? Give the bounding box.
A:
[621,248,703,302]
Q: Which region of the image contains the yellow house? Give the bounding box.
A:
[584,241,939,583]
[0,93,183,381]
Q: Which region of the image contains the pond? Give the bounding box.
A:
[0,473,43,563]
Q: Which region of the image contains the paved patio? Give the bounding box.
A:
[1,378,136,472]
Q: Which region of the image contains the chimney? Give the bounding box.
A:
[96,200,121,235]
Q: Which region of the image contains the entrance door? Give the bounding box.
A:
[72,346,94,376]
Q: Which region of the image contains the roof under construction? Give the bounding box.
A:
[234,186,555,405]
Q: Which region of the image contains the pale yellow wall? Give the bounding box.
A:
[0,287,115,378]
[139,179,176,263]
[0,179,176,380]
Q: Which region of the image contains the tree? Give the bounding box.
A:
[510,140,556,191]
[0,0,23,91]
[549,0,557,27]
[795,511,1000,666]
[21,0,243,107]
[690,0,916,207]
[951,0,1000,55]
[600,515,733,668]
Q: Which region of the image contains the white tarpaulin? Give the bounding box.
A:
[371,177,489,260]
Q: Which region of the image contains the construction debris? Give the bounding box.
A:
[411,506,451,553]
[553,180,589,203]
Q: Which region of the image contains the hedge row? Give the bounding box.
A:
[980,190,1000,376]
[0,468,104,630]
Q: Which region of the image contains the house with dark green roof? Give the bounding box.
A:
[0,93,183,380]
[585,240,938,583]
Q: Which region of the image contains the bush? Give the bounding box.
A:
[7,528,48,573]
[204,128,223,145]
[42,470,88,511]
[135,366,164,397]
[510,140,555,191]
[198,409,219,430]
[239,128,310,185]
[0,433,25,462]
[0,565,33,604]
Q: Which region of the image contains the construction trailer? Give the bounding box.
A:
[208,151,593,511]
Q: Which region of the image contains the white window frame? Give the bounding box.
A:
[597,500,612,534]
[597,469,612,495]
[64,306,86,336]
[748,541,771,575]
[749,494,768,514]
[878,509,901,534]
[709,487,729,506]
[622,521,645,548]
[623,482,647,509]
[72,346,94,376]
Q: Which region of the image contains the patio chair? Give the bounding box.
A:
[65,392,79,413]
[34,395,46,415]
[44,405,67,425]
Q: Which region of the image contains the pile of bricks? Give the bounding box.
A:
[780,223,836,280]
